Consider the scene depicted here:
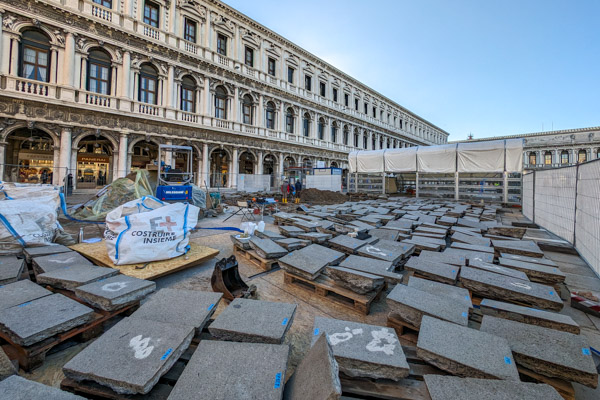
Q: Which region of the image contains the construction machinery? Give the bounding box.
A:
[211,255,255,300]
[156,144,193,202]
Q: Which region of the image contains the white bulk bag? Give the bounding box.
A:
[104,196,199,265]
[0,195,58,253]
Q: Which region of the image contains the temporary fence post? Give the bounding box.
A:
[382,172,386,194]
[354,173,358,193]
[454,172,459,201]
[573,164,580,247]
[532,170,536,223]
[415,172,420,198]
[503,171,508,204]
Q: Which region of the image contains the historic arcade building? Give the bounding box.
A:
[0,0,448,190]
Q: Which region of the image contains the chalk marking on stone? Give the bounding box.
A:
[129,335,154,359]
[365,246,387,258]
[50,257,75,264]
[509,282,531,290]
[102,281,129,292]
[365,328,396,356]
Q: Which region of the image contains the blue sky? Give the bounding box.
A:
[222,0,600,141]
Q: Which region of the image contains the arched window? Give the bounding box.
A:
[331,123,338,143]
[318,118,325,140]
[242,94,253,125]
[544,151,552,165]
[20,29,50,82]
[302,113,310,137]
[343,127,349,145]
[528,152,537,165]
[214,86,227,119]
[578,149,587,163]
[180,76,196,112]
[561,150,569,164]
[265,102,275,129]
[87,49,112,95]
[285,107,295,134]
[139,64,158,104]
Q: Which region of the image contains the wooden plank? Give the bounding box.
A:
[340,376,432,400]
[69,238,219,280]
[234,246,278,271]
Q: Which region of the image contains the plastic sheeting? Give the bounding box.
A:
[384,147,418,172]
[357,150,385,173]
[348,151,358,173]
[457,140,504,172]
[575,161,600,278]
[417,144,457,173]
[505,139,524,173]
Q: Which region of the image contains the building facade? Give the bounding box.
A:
[0,0,448,190]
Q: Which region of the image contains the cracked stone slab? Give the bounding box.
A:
[499,253,558,267]
[209,298,296,344]
[328,235,369,254]
[63,317,194,395]
[167,340,289,400]
[416,316,519,380]
[498,257,566,284]
[36,265,119,290]
[249,237,288,259]
[0,256,24,285]
[459,266,563,311]
[424,375,563,400]
[274,238,311,251]
[130,289,222,332]
[492,240,544,258]
[0,293,95,346]
[0,375,85,399]
[279,225,305,238]
[23,244,72,264]
[326,266,384,294]
[357,241,413,265]
[32,252,94,275]
[283,334,341,400]
[255,230,285,241]
[418,250,466,267]
[480,299,579,334]
[74,275,156,311]
[480,315,598,388]
[408,276,472,309]
[339,255,403,284]
[312,317,409,381]
[0,280,52,310]
[404,257,459,285]
[443,248,494,264]
[298,232,333,244]
[387,283,469,328]
[468,260,529,281]
[279,244,345,280]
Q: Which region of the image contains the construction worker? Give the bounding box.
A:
[295,179,302,203]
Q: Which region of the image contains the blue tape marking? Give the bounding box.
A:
[504,356,511,365]
[527,307,541,312]
[461,312,468,318]
[313,328,319,335]
[18,301,32,307]
[114,215,131,260]
[465,295,470,301]
[282,318,288,326]
[207,303,215,311]
[452,269,456,273]
[160,348,173,360]
[582,348,591,356]
[274,372,282,389]
[549,291,554,296]
[0,212,26,246]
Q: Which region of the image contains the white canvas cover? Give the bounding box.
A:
[457,140,505,173]
[356,150,385,173]
[505,139,524,172]
[348,151,358,173]
[384,147,418,172]
[417,144,457,173]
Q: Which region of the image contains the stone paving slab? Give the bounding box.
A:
[0,375,85,399]
[492,240,544,258]
[32,252,94,275]
[37,265,119,290]
[357,241,412,265]
[328,235,368,254]
[418,250,466,266]
[326,266,384,294]
[480,298,579,334]
[498,257,566,284]
[74,275,156,311]
[0,256,24,285]
[416,316,519,380]
[443,248,494,264]
[23,244,72,263]
[290,219,320,232]
[131,289,222,332]
[279,244,345,280]
[0,280,52,310]
[297,232,333,244]
[459,266,563,311]
[312,316,409,381]
[283,334,341,400]
[249,237,288,259]
[424,375,563,400]
[279,225,305,238]
[451,232,491,247]
[274,238,311,251]
[404,257,459,285]
[408,276,473,309]
[468,260,530,281]
[368,228,399,242]
[167,340,289,400]
[451,242,494,254]
[230,234,251,250]
[63,317,194,395]
[401,238,442,252]
[480,315,598,387]
[0,293,95,346]
[255,230,285,241]
[500,253,558,267]
[209,298,296,344]
[339,255,403,283]
[387,283,469,328]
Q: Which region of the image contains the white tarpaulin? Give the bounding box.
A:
[505,138,524,173]
[348,151,358,173]
[417,144,457,173]
[457,140,505,172]
[384,147,418,172]
[357,150,385,173]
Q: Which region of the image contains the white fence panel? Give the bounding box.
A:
[533,167,576,243]
[575,161,600,277]
[237,174,271,192]
[306,175,342,192]
[522,173,534,220]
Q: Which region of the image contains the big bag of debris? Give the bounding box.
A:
[104,196,199,265]
[0,195,59,254]
[0,182,61,209]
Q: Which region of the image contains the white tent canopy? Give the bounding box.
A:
[384,147,418,173]
[355,150,385,173]
[457,140,504,173]
[417,144,457,173]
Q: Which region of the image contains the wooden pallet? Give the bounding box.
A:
[386,314,420,345]
[234,245,278,271]
[283,271,385,315]
[518,365,575,400]
[0,302,138,371]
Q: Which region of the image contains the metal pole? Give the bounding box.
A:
[415,171,420,198]
[454,172,459,201]
[382,172,385,194]
[503,171,508,204]
[354,173,358,193]
[573,164,579,247]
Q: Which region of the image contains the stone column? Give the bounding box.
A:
[279,102,285,132]
[0,142,6,181]
[166,65,175,118]
[119,51,131,110]
[50,47,59,84]
[279,153,285,180]
[258,151,264,175]
[203,77,211,117]
[0,28,11,75]
[258,94,264,127]
[164,139,173,167]
[70,146,78,189]
[196,155,202,186]
[8,36,19,76]
[232,147,238,189]
[118,132,128,178]
[61,33,76,87]
[233,86,240,122]
[202,143,209,187]
[58,127,72,186]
